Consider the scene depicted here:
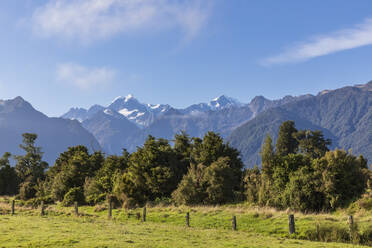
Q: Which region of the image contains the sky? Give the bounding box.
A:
[1,0,372,117]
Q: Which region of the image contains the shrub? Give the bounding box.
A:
[153,197,173,207]
[361,227,372,246]
[84,178,106,205]
[305,224,350,243]
[19,181,36,200]
[172,164,207,205]
[304,223,372,245]
[357,191,372,211]
[23,196,54,208]
[62,187,85,206]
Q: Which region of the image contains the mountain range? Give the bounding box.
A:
[62,91,314,156]
[0,81,369,167]
[0,97,101,164]
[62,82,371,167]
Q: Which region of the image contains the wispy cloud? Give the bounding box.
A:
[56,63,116,90]
[31,0,212,43]
[262,18,372,65]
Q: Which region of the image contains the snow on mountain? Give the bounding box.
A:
[209,95,243,110]
[182,95,243,114]
[108,95,171,127]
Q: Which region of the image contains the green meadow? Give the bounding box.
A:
[1,197,371,247]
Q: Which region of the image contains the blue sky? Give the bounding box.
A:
[1,0,372,117]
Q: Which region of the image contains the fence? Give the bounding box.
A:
[7,200,361,237]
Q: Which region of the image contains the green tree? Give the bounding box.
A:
[243,166,261,203]
[283,165,324,212]
[174,131,192,160]
[172,132,244,206]
[15,133,48,200]
[204,157,240,204]
[260,135,275,178]
[173,157,242,205]
[195,132,243,186]
[254,121,369,212]
[258,135,276,206]
[48,146,102,205]
[295,130,331,159]
[276,121,298,156]
[313,149,368,209]
[116,136,184,206]
[270,153,310,207]
[174,131,192,175]
[172,164,207,205]
[0,152,18,195]
[85,151,129,205]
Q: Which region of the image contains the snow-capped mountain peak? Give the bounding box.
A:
[125,94,134,102]
[111,94,136,104]
[209,95,243,110]
[181,95,243,114]
[107,95,171,127]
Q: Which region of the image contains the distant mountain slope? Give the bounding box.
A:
[228,82,372,167]
[0,97,101,164]
[82,109,140,154]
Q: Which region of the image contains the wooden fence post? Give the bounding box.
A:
[74,201,79,216]
[186,212,190,227]
[232,216,237,231]
[289,214,295,234]
[348,215,354,226]
[40,201,45,216]
[108,197,112,219]
[142,207,146,222]
[136,213,141,220]
[11,200,15,215]
[348,215,355,241]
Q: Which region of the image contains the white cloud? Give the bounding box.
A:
[57,63,116,90]
[31,0,212,43]
[262,18,372,65]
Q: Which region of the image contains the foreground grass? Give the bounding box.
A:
[0,215,368,248]
[0,198,371,247]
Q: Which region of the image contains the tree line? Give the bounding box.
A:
[0,121,371,212]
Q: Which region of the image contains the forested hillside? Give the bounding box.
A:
[228,82,372,167]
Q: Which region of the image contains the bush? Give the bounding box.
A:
[119,194,139,209]
[19,181,36,200]
[62,187,85,206]
[357,191,372,211]
[305,224,350,243]
[361,227,372,246]
[304,223,372,245]
[22,196,54,208]
[153,197,173,207]
[172,164,206,205]
[84,178,106,205]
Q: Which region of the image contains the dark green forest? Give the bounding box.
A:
[0,121,371,212]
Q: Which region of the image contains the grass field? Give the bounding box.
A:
[0,198,371,247]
